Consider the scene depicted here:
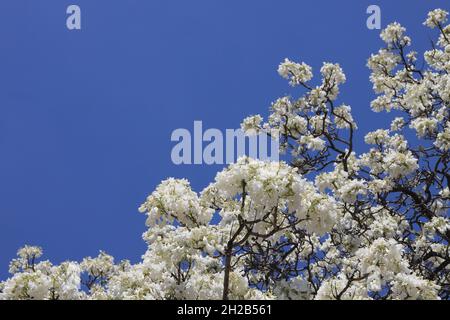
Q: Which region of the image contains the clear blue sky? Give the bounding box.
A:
[0,0,447,278]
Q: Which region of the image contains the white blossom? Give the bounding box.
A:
[278,58,313,86]
[424,9,448,29]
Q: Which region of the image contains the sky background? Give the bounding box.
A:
[0,0,448,279]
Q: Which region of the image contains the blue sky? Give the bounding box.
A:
[0,0,448,278]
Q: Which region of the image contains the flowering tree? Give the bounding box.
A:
[1,9,449,300]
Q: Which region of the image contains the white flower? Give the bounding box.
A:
[380,22,409,46]
[424,9,448,28]
[336,180,367,203]
[435,123,450,151]
[299,135,326,151]
[371,95,394,112]
[333,105,357,129]
[383,150,418,179]
[274,277,310,300]
[390,117,405,131]
[391,273,440,300]
[241,114,263,135]
[321,63,346,86]
[410,117,438,137]
[278,58,313,86]
[365,129,390,145]
[356,238,410,292]
[315,274,369,300]
[139,178,213,228]
[320,63,346,100]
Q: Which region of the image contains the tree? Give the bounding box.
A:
[1,8,449,300]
